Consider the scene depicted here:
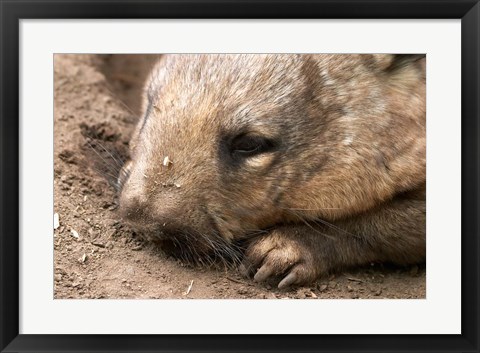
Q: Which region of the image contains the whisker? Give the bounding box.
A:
[285,208,363,240]
[84,139,123,176]
[311,217,361,239]
[102,82,139,118]
[285,209,336,240]
[93,139,125,169]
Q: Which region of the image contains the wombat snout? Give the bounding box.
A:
[119,182,179,232]
[119,178,218,253]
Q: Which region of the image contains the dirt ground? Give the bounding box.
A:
[53,54,426,299]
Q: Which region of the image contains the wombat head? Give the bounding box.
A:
[118,54,425,254]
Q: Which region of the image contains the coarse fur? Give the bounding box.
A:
[118,54,426,288]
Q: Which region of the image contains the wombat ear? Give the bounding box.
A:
[371,54,425,72]
[386,55,426,90]
[387,54,426,72]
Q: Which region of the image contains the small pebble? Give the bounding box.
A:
[318,284,328,292]
[237,287,248,295]
[92,242,105,248]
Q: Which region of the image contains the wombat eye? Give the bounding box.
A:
[230,134,276,158]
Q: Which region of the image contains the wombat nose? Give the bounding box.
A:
[119,183,181,230]
[120,191,198,242]
[119,192,150,225]
[119,180,152,222]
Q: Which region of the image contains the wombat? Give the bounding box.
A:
[118,54,426,288]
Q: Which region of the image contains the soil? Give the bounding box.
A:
[53,54,426,299]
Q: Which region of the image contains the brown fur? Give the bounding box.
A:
[118,54,426,288]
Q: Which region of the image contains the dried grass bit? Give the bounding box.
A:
[163,156,173,167]
[53,213,60,230]
[70,229,79,239]
[81,253,87,263]
[183,280,194,296]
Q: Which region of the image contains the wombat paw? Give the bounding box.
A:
[241,230,320,289]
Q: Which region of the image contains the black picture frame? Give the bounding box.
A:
[1,1,479,352]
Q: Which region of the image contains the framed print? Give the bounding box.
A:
[1,0,479,352]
